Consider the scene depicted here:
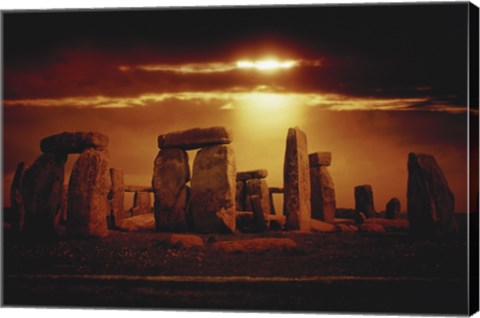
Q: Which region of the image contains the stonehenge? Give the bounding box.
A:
[385,197,401,219]
[354,185,376,219]
[309,152,336,222]
[109,168,125,227]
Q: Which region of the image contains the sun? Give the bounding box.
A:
[236,59,298,71]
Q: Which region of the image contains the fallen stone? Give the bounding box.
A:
[310,219,336,232]
[336,224,359,232]
[10,162,26,231]
[152,149,190,232]
[407,153,457,236]
[117,213,156,232]
[40,131,108,154]
[67,149,110,237]
[158,126,232,150]
[124,185,153,192]
[190,144,236,233]
[355,212,367,224]
[354,185,376,218]
[309,152,332,167]
[109,168,125,227]
[21,153,66,236]
[132,191,152,215]
[310,166,336,222]
[284,127,311,231]
[385,197,401,219]
[358,223,386,233]
[236,169,268,181]
[160,234,205,249]
[365,218,409,231]
[245,178,271,220]
[211,238,298,254]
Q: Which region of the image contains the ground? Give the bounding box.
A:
[2,228,470,314]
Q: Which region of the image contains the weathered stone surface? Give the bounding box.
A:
[124,185,153,192]
[109,168,125,227]
[246,178,271,220]
[152,149,190,232]
[269,187,284,193]
[40,131,108,154]
[336,224,359,232]
[67,149,110,237]
[354,185,376,218]
[132,192,152,216]
[190,144,236,233]
[21,153,66,235]
[283,127,311,231]
[309,152,332,167]
[117,213,155,232]
[358,223,386,233]
[407,153,457,236]
[269,190,276,215]
[267,214,286,231]
[365,218,409,231]
[250,195,267,231]
[310,219,336,232]
[385,197,401,220]
[10,162,26,231]
[236,211,254,232]
[236,169,268,181]
[158,126,232,150]
[211,238,298,254]
[310,166,336,222]
[235,181,246,211]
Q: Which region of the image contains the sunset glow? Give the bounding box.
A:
[236,59,298,70]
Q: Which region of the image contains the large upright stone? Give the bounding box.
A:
[310,166,336,222]
[245,178,271,221]
[407,153,457,236]
[41,131,108,154]
[67,148,110,237]
[309,152,332,167]
[385,197,401,220]
[354,185,376,218]
[21,153,66,235]
[236,169,268,181]
[235,181,246,211]
[109,168,125,227]
[10,162,26,231]
[190,144,236,233]
[152,149,190,232]
[158,126,232,150]
[283,127,311,231]
[132,192,152,215]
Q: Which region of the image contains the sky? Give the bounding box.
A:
[2,3,478,213]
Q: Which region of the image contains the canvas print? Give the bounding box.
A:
[2,2,479,315]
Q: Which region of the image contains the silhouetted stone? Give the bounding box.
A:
[152,149,190,232]
[310,166,336,222]
[269,190,276,215]
[236,169,268,181]
[190,144,236,233]
[109,168,125,227]
[21,154,66,236]
[67,149,110,237]
[40,131,108,154]
[269,187,284,193]
[158,126,232,150]
[386,197,401,219]
[309,152,332,167]
[235,181,246,211]
[355,212,367,224]
[267,214,286,230]
[10,162,26,231]
[132,191,152,215]
[407,153,457,236]
[250,195,267,231]
[283,127,311,231]
[246,178,271,221]
[354,185,376,218]
[124,185,153,192]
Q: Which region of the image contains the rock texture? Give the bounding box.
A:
[250,195,267,231]
[40,131,108,154]
[385,197,401,220]
[117,214,155,232]
[283,127,311,231]
[190,144,236,233]
[109,168,125,227]
[407,153,457,236]
[309,152,332,167]
[158,126,232,150]
[236,169,268,181]
[67,149,110,237]
[152,149,190,232]
[10,162,26,231]
[132,192,152,215]
[235,181,246,211]
[354,185,376,218]
[124,185,153,192]
[246,178,271,221]
[310,166,336,222]
[21,154,66,235]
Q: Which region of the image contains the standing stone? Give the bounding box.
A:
[67,149,110,237]
[235,181,246,211]
[250,195,267,231]
[245,178,271,222]
[132,192,152,215]
[407,153,457,236]
[283,127,311,231]
[152,149,190,232]
[190,144,236,233]
[10,162,26,231]
[310,166,336,222]
[109,168,125,227]
[355,185,376,218]
[21,153,66,235]
[269,190,276,215]
[386,197,401,220]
